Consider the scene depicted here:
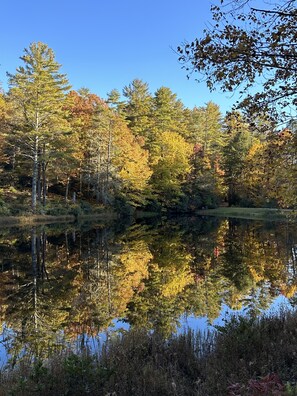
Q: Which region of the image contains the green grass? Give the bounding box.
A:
[2,310,297,395]
[196,206,296,221]
[0,214,76,227]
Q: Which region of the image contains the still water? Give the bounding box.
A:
[0,216,296,364]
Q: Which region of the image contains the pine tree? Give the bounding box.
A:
[222,112,253,205]
[151,86,187,139]
[8,42,71,212]
[0,91,10,166]
[123,79,153,140]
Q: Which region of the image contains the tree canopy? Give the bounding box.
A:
[177,0,297,121]
[1,41,297,214]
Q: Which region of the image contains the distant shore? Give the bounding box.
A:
[196,206,296,221]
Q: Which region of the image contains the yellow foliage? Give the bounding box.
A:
[151,131,192,199]
[114,120,153,192]
[113,240,152,312]
[281,284,297,299]
[157,131,192,171]
[161,266,194,298]
[248,266,265,283]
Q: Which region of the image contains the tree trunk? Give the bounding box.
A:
[32,136,39,213]
[104,120,113,204]
[96,159,100,203]
[42,144,47,206]
[31,227,38,330]
[65,176,70,202]
[79,164,83,195]
[37,161,42,202]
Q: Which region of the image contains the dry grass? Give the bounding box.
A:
[1,310,297,395]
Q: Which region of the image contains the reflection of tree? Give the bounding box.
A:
[124,226,194,335]
[180,218,297,320]
[1,218,297,361]
[66,229,115,337]
[220,220,253,291]
[2,227,79,362]
[113,240,151,313]
[213,220,297,315]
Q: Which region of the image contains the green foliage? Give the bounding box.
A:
[1,42,297,214]
[45,201,95,217]
[188,101,223,153]
[222,112,254,205]
[7,42,71,212]
[0,197,10,215]
[123,79,153,139]
[113,194,134,216]
[63,353,97,393]
[286,383,297,396]
[45,203,74,216]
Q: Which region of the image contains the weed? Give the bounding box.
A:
[1,311,297,395]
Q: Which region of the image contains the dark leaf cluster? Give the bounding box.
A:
[177,0,297,120]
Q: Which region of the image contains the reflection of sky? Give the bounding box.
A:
[178,295,292,334]
[0,296,293,365]
[0,324,15,368]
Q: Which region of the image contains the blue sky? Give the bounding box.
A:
[0,0,240,113]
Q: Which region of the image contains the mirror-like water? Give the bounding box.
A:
[0,216,296,364]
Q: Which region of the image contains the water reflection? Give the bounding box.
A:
[0,217,297,362]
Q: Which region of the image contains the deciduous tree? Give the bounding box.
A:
[178,0,297,120]
[150,131,192,208]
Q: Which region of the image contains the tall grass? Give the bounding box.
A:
[1,311,297,395]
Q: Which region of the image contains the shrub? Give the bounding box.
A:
[2,312,297,395]
[0,198,10,215]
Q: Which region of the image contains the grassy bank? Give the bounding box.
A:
[1,311,297,395]
[0,212,119,227]
[0,188,119,226]
[0,214,76,227]
[196,206,296,221]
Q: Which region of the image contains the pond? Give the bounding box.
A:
[0,215,296,364]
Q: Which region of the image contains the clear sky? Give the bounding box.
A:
[0,0,239,113]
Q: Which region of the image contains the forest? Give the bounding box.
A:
[1,1,297,395]
[0,41,296,217]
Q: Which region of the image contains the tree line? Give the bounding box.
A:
[0,42,296,215]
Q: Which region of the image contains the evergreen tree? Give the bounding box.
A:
[8,42,71,211]
[106,89,125,115]
[123,79,153,140]
[222,112,253,205]
[0,91,10,166]
[184,102,224,209]
[151,86,188,140]
[188,101,223,156]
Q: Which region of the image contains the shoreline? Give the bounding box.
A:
[0,212,119,227]
[0,207,296,227]
[195,206,296,221]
